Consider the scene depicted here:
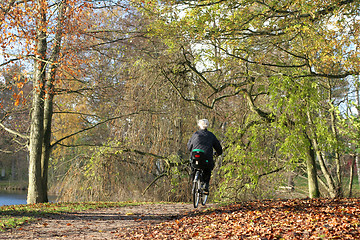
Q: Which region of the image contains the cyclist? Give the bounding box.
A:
[187,119,223,194]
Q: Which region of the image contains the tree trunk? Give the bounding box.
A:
[328,81,342,196]
[27,78,46,203]
[315,147,338,197]
[27,0,67,204]
[27,0,48,204]
[40,0,65,203]
[41,91,52,203]
[356,154,360,190]
[356,83,360,189]
[306,110,338,198]
[305,137,320,198]
[348,156,355,197]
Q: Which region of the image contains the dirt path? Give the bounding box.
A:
[0,203,214,240]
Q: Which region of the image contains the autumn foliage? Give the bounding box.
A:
[117,198,360,239]
[2,0,360,206]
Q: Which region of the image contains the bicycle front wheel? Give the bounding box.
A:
[193,179,201,208]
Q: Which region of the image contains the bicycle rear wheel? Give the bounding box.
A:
[201,190,208,205]
[192,173,201,208]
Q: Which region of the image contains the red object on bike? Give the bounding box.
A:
[195,154,200,158]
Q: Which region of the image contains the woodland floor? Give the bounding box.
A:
[0,198,359,239]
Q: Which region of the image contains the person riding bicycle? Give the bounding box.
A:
[187,119,223,194]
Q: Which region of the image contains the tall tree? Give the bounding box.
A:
[0,0,93,203]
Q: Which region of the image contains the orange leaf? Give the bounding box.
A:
[14,98,20,106]
[17,82,24,88]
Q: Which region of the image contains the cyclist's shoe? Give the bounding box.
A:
[203,183,209,195]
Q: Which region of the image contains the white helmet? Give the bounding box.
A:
[198,119,209,130]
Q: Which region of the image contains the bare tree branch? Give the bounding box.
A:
[50,110,158,148]
[142,172,168,195]
[121,148,167,159]
[56,143,167,159]
[0,58,21,67]
[0,121,29,140]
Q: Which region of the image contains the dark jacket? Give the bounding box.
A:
[187,129,222,168]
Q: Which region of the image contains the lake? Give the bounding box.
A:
[0,191,27,206]
[0,191,57,206]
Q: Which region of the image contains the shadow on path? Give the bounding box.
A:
[0,203,215,240]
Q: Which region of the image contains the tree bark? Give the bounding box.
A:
[27,0,67,204]
[348,156,355,197]
[356,82,360,189]
[40,0,66,203]
[328,80,342,196]
[41,92,52,203]
[305,134,320,198]
[27,0,48,204]
[306,110,338,198]
[27,71,46,203]
[356,154,360,191]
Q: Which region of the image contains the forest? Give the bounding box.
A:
[1,0,360,204]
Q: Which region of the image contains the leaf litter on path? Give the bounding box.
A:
[1,198,359,239]
[117,198,360,240]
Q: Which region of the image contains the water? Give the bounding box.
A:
[0,191,27,206]
[0,191,57,206]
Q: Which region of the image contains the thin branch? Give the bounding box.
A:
[258,167,284,178]
[0,121,29,140]
[182,49,218,92]
[0,149,13,154]
[54,88,95,95]
[257,0,355,20]
[0,144,27,154]
[317,176,330,193]
[50,110,152,148]
[121,148,167,159]
[162,68,250,109]
[142,172,168,195]
[219,46,307,69]
[0,58,21,67]
[57,143,105,148]
[242,88,274,122]
[181,0,227,7]
[56,142,168,161]
[162,69,213,109]
[52,111,99,117]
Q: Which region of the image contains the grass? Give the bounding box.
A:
[0,201,147,232]
[293,175,360,197]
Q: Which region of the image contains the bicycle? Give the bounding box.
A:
[190,149,209,208]
[192,168,208,208]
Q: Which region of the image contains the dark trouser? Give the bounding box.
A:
[191,167,212,185]
[202,167,212,185]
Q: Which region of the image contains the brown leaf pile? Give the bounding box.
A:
[117,198,360,239]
